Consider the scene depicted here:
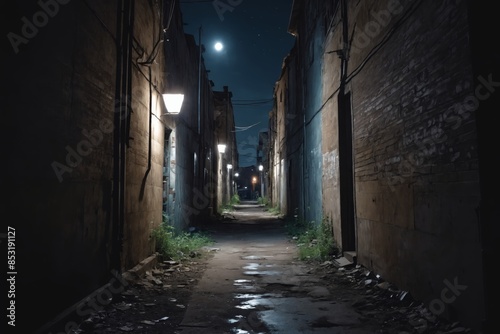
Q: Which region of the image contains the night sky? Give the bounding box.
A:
[179,0,296,167]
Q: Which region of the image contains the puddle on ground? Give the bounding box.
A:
[231,329,266,334]
[235,304,256,310]
[228,315,244,324]
[243,270,281,276]
[243,263,260,270]
[234,294,281,311]
[243,263,277,271]
[234,293,283,299]
[233,278,262,293]
[240,255,273,260]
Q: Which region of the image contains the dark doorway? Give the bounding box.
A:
[338,91,356,252]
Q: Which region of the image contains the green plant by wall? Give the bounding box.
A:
[218,194,241,214]
[257,196,280,215]
[257,196,270,206]
[285,213,339,262]
[151,222,214,262]
[230,194,240,205]
[267,205,280,215]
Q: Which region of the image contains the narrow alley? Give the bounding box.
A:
[3,1,498,334]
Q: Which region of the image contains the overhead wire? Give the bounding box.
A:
[233,122,261,132]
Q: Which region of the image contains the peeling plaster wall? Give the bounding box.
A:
[299,2,324,225]
[322,10,343,246]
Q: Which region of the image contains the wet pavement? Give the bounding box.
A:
[37,203,481,334]
[59,201,477,334]
[176,202,378,334]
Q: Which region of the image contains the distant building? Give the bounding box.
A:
[214,86,238,210]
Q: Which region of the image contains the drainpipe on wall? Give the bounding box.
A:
[112,0,134,273]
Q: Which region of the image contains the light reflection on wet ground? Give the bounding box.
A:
[228,253,370,334]
[180,204,383,334]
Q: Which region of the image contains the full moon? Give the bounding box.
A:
[214,42,223,52]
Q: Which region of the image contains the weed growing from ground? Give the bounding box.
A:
[219,194,241,213]
[152,217,214,261]
[285,211,339,262]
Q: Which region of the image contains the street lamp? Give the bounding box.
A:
[227,164,233,198]
[162,94,184,114]
[234,172,239,195]
[217,144,226,154]
[258,164,264,198]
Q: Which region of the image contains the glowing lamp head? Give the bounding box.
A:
[217,144,226,153]
[162,94,184,114]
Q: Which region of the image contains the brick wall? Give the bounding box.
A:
[346,0,483,328]
[3,0,174,331]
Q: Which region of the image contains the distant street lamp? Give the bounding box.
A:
[227,164,233,198]
[217,144,226,154]
[234,172,239,195]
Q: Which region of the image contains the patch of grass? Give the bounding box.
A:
[230,194,240,205]
[219,194,241,213]
[152,221,214,262]
[257,196,281,215]
[257,196,270,206]
[267,205,281,215]
[285,213,339,262]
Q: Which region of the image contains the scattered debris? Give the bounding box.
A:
[114,302,132,311]
[311,260,476,334]
[118,325,134,332]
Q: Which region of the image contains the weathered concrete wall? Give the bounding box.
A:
[321,6,343,247]
[284,49,306,219]
[273,70,288,213]
[346,0,484,328]
[293,2,325,225]
[214,87,237,211]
